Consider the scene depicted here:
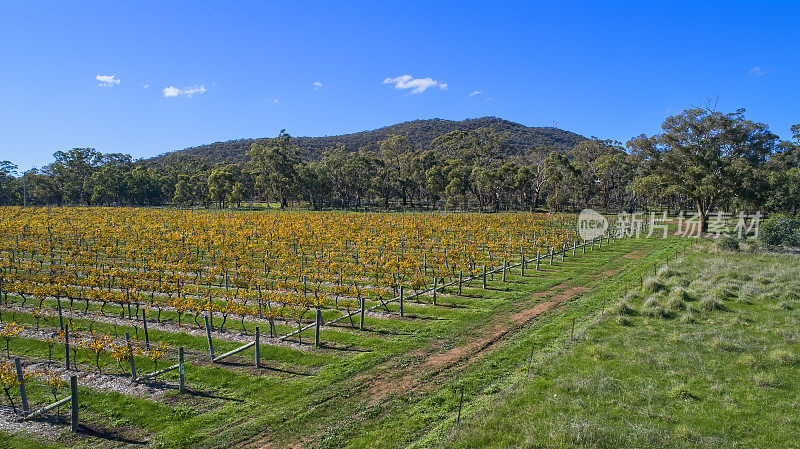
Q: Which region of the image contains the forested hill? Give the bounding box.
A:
[147,117,587,164]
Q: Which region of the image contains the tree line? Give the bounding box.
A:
[1,107,798,230]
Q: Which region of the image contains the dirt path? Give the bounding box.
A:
[622,250,642,259]
[363,283,588,402]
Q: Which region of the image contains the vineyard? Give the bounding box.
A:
[0,206,628,447]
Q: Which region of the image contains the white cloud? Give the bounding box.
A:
[162,85,206,98]
[485,96,495,101]
[313,81,323,90]
[96,74,120,87]
[469,90,483,97]
[383,74,448,94]
[265,97,280,103]
[748,66,768,77]
[141,83,150,89]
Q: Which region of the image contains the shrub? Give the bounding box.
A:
[738,283,762,303]
[642,305,672,319]
[711,286,735,301]
[783,289,800,301]
[700,297,724,311]
[667,296,687,311]
[665,276,688,289]
[656,266,677,279]
[716,236,740,251]
[612,299,636,316]
[616,315,632,326]
[643,297,660,308]
[642,297,672,318]
[758,216,800,248]
[670,287,692,302]
[642,277,665,294]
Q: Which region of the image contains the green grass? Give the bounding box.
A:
[440,243,800,448]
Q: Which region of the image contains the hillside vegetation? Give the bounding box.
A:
[146,117,587,164]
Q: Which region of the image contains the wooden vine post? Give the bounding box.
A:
[314,309,322,348]
[142,310,150,350]
[178,347,185,394]
[64,325,70,370]
[56,298,64,331]
[254,327,261,368]
[399,285,404,317]
[70,375,78,433]
[204,316,215,360]
[14,357,29,414]
[125,332,136,381]
[359,296,365,331]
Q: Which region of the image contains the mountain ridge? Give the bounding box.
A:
[147,117,588,164]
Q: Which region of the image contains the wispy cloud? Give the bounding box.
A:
[141,83,150,89]
[96,74,120,87]
[313,81,323,90]
[485,96,495,101]
[383,74,448,94]
[265,97,280,104]
[469,90,482,97]
[748,66,769,77]
[162,85,206,98]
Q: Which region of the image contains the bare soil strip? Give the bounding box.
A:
[364,283,588,402]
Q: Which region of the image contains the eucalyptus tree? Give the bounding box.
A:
[248,130,301,208]
[629,108,776,230]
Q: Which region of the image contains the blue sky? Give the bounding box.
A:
[1,1,797,171]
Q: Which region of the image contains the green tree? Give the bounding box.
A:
[629,108,776,230]
[229,182,247,208]
[207,165,236,208]
[248,130,300,208]
[542,152,580,212]
[173,174,195,207]
[125,166,165,205]
[49,148,102,204]
[766,168,800,215]
[0,161,18,205]
[87,154,133,205]
[378,135,415,207]
[570,139,628,209]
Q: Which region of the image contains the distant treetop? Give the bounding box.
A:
[145,117,587,165]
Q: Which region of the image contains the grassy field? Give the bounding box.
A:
[445,243,800,448]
